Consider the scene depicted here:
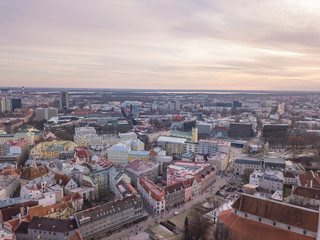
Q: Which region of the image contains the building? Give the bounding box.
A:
[183,119,196,132]
[17,216,78,240]
[290,186,320,207]
[35,108,58,121]
[0,175,20,200]
[157,136,186,157]
[0,140,28,166]
[169,128,198,142]
[124,159,159,186]
[218,194,319,240]
[60,91,69,109]
[297,171,320,189]
[128,151,151,162]
[74,196,144,239]
[11,99,22,111]
[75,127,96,136]
[30,140,77,159]
[197,122,212,136]
[234,157,262,175]
[163,182,185,210]
[229,122,254,138]
[167,161,216,194]
[284,172,297,185]
[249,169,284,192]
[262,124,289,142]
[138,176,165,214]
[184,141,199,154]
[107,143,130,165]
[207,152,229,172]
[119,132,137,141]
[115,180,139,199]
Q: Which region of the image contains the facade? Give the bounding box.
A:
[138,176,165,214]
[218,194,319,240]
[164,182,185,210]
[290,186,320,207]
[157,136,186,157]
[74,196,143,239]
[250,169,284,192]
[229,122,254,138]
[207,152,229,172]
[197,122,212,135]
[35,108,58,121]
[0,175,20,200]
[284,172,297,185]
[119,132,137,141]
[23,217,77,240]
[30,140,78,159]
[234,157,262,175]
[184,141,199,154]
[128,151,150,162]
[107,143,130,165]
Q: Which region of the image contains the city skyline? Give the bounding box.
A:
[1,0,320,90]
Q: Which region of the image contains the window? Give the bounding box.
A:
[288,226,291,231]
[303,230,307,235]
[258,217,261,222]
[273,222,276,226]
[245,214,248,218]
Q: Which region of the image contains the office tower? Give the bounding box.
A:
[60,91,69,109]
[11,99,22,111]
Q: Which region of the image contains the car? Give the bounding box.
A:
[173,211,180,216]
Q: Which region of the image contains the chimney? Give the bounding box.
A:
[20,206,25,216]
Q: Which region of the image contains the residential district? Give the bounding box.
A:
[0,88,319,240]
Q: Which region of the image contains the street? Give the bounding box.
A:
[102,174,231,240]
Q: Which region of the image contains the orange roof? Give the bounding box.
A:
[298,171,320,189]
[232,194,318,232]
[54,173,71,187]
[62,192,83,202]
[29,202,72,219]
[139,176,165,201]
[219,210,315,240]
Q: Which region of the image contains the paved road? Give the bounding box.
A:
[102,175,231,240]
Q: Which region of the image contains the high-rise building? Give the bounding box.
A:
[11,99,22,111]
[0,98,12,113]
[60,91,69,109]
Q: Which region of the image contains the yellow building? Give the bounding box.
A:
[31,140,78,159]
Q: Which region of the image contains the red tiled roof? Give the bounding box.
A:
[54,173,71,187]
[139,176,165,201]
[298,171,320,189]
[292,185,320,200]
[232,194,318,232]
[20,166,49,180]
[219,210,315,240]
[29,202,72,219]
[62,192,83,202]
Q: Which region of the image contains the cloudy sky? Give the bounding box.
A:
[1,0,320,90]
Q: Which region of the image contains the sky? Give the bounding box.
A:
[1,0,320,91]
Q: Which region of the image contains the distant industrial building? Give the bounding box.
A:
[35,108,58,121]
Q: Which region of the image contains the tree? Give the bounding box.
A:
[184,211,212,240]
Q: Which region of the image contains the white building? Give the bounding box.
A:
[107,143,130,165]
[137,176,165,214]
[75,127,96,136]
[0,175,20,200]
[250,169,284,192]
[119,132,137,141]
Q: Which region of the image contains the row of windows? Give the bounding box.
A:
[240,212,308,236]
